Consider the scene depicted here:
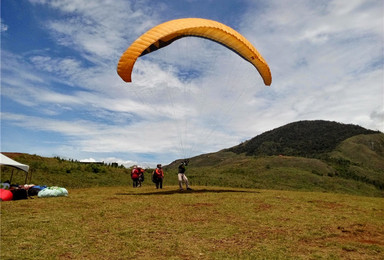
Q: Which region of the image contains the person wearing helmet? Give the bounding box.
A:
[152,164,164,189]
[178,160,192,191]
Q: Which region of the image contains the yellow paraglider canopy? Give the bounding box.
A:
[117,18,272,86]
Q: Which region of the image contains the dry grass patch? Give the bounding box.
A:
[1,186,383,259]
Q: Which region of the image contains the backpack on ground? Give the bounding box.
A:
[11,188,28,200]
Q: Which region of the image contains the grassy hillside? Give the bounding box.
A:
[1,121,383,197]
[0,153,135,188]
[330,133,384,172]
[166,128,384,197]
[326,133,384,191]
[166,150,383,197]
[5,151,382,197]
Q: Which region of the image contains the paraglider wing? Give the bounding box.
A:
[117,18,272,86]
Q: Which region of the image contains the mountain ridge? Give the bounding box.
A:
[226,120,380,157]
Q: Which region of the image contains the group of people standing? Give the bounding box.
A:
[130,165,145,187]
[130,160,191,190]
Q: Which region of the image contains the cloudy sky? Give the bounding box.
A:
[1,0,383,167]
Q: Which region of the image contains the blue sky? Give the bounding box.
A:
[1,0,383,167]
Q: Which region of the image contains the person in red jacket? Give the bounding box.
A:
[152,164,164,189]
[131,165,140,188]
[137,167,145,187]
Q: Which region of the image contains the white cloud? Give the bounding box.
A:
[239,0,383,133]
[1,18,8,32]
[35,0,160,63]
[80,158,97,163]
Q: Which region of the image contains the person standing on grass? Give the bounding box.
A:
[152,164,164,189]
[178,160,192,191]
[131,165,140,188]
[137,167,145,187]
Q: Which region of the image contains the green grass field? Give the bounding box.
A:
[1,186,383,259]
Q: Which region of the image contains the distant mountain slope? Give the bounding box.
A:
[331,133,384,170]
[327,133,384,190]
[164,120,384,197]
[227,120,379,157]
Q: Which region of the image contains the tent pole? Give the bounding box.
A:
[10,169,14,183]
[24,171,28,184]
[29,170,33,184]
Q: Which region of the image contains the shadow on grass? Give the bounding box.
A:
[116,188,260,196]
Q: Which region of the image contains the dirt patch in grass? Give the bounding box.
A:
[335,224,384,246]
[307,199,344,209]
[184,202,216,207]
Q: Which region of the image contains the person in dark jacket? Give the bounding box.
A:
[178,160,192,191]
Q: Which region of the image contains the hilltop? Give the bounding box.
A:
[226,120,379,157]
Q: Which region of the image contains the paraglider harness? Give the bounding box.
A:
[137,168,145,187]
[131,166,145,187]
[152,165,164,184]
[152,170,159,183]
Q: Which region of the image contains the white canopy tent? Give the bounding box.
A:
[0,153,30,184]
[0,153,29,172]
